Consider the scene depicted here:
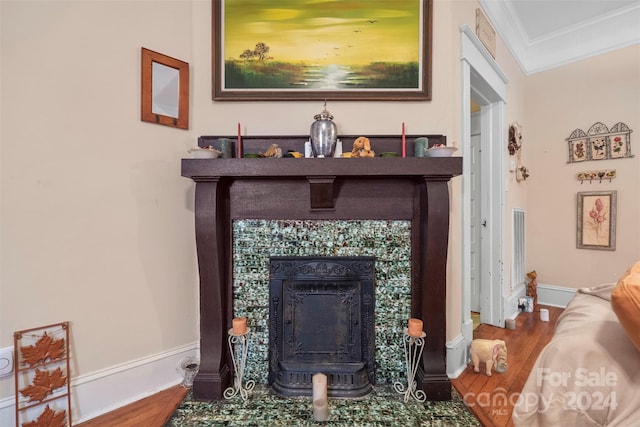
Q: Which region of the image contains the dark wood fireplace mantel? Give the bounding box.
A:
[182,140,462,401]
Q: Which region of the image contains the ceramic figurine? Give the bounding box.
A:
[470,339,507,376]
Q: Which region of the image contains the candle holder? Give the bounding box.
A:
[394,328,427,403]
[224,328,255,401]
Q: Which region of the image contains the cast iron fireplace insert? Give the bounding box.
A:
[268,256,375,398]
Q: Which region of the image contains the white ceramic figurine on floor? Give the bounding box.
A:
[469,339,508,376]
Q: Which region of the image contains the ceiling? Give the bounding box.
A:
[477,0,640,74]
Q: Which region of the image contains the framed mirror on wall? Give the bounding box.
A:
[141,47,189,129]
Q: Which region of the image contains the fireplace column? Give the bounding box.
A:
[416,178,452,401]
[192,177,232,399]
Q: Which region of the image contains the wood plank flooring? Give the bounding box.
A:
[75,385,188,427]
[451,305,563,427]
[76,306,562,427]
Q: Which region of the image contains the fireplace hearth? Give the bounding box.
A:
[268,256,375,398]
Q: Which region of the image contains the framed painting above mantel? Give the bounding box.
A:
[212,0,433,101]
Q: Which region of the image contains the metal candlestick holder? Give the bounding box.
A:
[224,328,255,401]
[394,328,427,402]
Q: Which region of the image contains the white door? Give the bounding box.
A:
[469,112,481,313]
[461,25,508,335]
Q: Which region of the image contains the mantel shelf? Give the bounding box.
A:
[182,157,462,179]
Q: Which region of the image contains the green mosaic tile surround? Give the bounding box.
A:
[232,220,412,385]
[166,385,481,426]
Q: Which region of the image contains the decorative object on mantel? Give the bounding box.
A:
[566,122,633,163]
[425,144,458,157]
[401,123,407,157]
[577,169,616,183]
[310,101,338,158]
[413,137,428,157]
[260,144,283,158]
[237,123,243,158]
[351,136,376,158]
[188,145,222,159]
[14,322,71,427]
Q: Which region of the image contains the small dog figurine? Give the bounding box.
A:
[526,270,538,308]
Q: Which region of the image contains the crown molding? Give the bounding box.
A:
[478,0,640,75]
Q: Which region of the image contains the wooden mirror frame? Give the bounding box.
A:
[141,47,189,129]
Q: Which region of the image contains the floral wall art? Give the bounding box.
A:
[577,191,617,250]
[566,122,633,163]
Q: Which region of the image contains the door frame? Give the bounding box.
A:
[460,25,509,345]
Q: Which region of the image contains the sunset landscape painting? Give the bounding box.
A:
[213,0,430,100]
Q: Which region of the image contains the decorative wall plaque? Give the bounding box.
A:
[14,322,71,427]
[475,8,496,58]
[566,122,633,163]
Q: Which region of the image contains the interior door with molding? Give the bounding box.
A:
[469,111,482,313]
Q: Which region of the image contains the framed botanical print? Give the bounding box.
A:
[577,191,617,250]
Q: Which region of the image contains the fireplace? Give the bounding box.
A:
[268,256,375,398]
[181,134,462,402]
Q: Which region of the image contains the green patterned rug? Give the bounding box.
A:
[166,385,480,427]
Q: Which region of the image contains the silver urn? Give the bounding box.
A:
[310,103,338,158]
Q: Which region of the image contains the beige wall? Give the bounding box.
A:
[0,0,200,397]
[7,0,618,405]
[525,45,640,288]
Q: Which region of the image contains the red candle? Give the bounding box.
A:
[232,317,247,335]
[401,122,406,158]
[408,318,423,337]
[237,122,242,158]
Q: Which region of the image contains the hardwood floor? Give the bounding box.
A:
[76,306,562,427]
[75,385,188,427]
[451,305,564,427]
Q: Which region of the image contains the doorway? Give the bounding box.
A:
[460,26,509,347]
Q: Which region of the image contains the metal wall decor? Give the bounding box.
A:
[566,122,633,163]
[14,322,71,427]
[577,169,616,184]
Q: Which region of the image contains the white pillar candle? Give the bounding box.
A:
[540,308,549,322]
[312,373,329,421]
[313,399,329,422]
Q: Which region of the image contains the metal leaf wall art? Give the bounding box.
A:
[14,322,71,427]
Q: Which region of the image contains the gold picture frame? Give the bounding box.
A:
[212,0,432,101]
[141,48,189,129]
[577,191,617,250]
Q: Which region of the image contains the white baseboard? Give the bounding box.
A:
[446,334,468,379]
[537,283,576,308]
[0,342,198,427]
[505,284,526,321]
